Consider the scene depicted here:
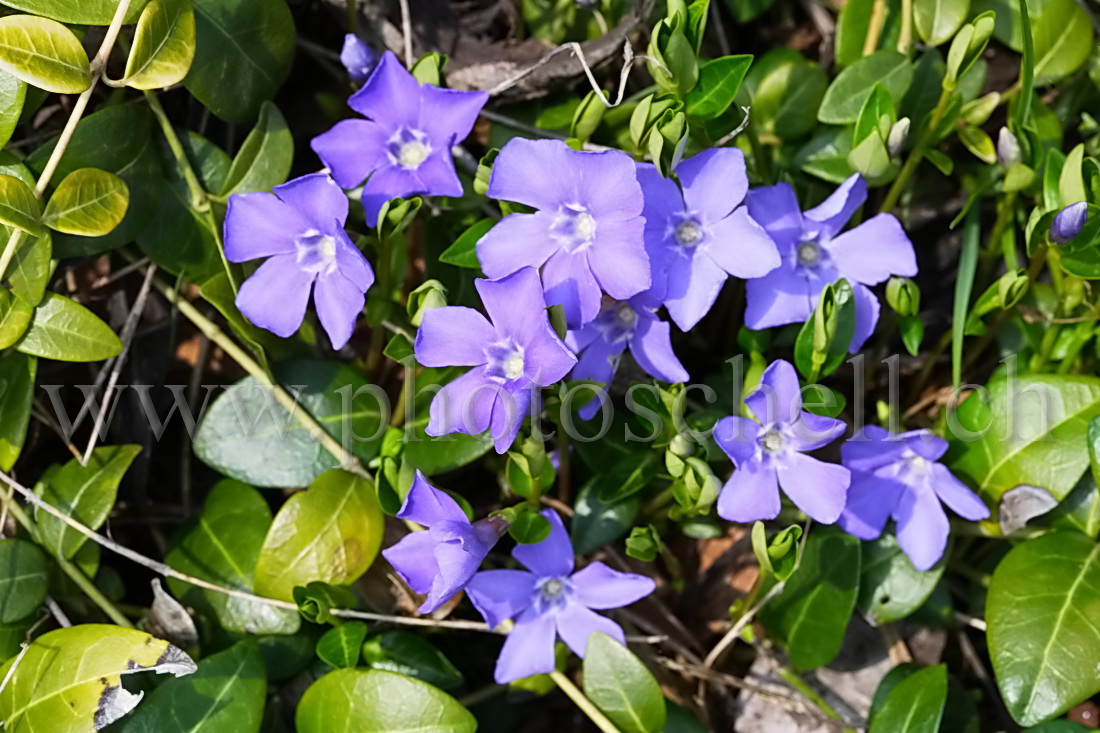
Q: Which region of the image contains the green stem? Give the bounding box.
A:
[366,236,391,379]
[880,88,953,214]
[346,0,359,31]
[555,427,571,505]
[746,121,773,186]
[776,666,855,732]
[549,670,622,733]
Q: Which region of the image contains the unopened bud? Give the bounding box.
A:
[1050,201,1088,244]
[997,127,1021,169]
[407,280,447,326]
[887,118,910,158]
[996,269,1029,309]
[340,34,378,85]
[886,277,920,316]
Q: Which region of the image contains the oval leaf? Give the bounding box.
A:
[0,352,35,471]
[858,533,946,624]
[0,539,48,623]
[913,0,970,47]
[15,292,122,362]
[219,101,293,196]
[316,622,367,669]
[582,632,666,733]
[123,0,196,90]
[0,15,90,94]
[253,470,384,602]
[0,72,25,150]
[1032,0,1093,84]
[361,631,464,689]
[0,175,43,237]
[0,1,149,25]
[685,54,752,120]
[988,531,1100,725]
[43,168,129,237]
[818,50,914,125]
[869,664,948,732]
[296,668,475,733]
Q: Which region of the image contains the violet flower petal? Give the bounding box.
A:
[310,119,390,190]
[486,137,580,210]
[555,602,626,658]
[630,314,689,383]
[542,247,602,327]
[742,262,820,331]
[704,207,781,279]
[713,416,764,466]
[776,452,850,524]
[274,173,349,232]
[716,459,782,522]
[677,147,748,219]
[426,367,497,437]
[347,51,421,127]
[396,472,468,526]
[826,213,918,285]
[745,359,803,428]
[836,471,905,540]
[745,183,803,251]
[663,249,729,331]
[475,213,560,278]
[381,531,439,594]
[587,217,651,300]
[223,192,304,262]
[802,174,867,241]
[570,562,656,609]
[466,569,538,630]
[418,85,489,144]
[488,384,532,453]
[314,269,365,349]
[340,34,378,84]
[493,606,557,683]
[415,306,497,367]
[513,509,574,578]
[849,282,881,353]
[930,463,990,520]
[894,486,950,571]
[234,254,314,338]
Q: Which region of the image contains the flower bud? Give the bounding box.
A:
[996,269,1029,309]
[340,34,378,85]
[886,276,920,316]
[997,127,1021,169]
[1050,201,1088,244]
[887,118,910,158]
[407,280,447,326]
[669,432,695,458]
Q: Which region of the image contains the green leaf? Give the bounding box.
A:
[869,664,948,732]
[439,218,492,269]
[958,124,997,163]
[0,289,33,350]
[36,445,141,560]
[951,206,980,387]
[193,360,384,487]
[362,631,464,689]
[293,581,357,625]
[185,0,295,123]
[758,527,861,670]
[571,477,641,555]
[0,539,48,623]
[914,0,970,46]
[42,168,129,237]
[752,54,827,139]
[988,532,1100,725]
[1059,143,1086,207]
[165,478,299,635]
[858,533,945,623]
[595,450,660,503]
[0,0,148,25]
[949,374,1100,502]
[119,640,265,732]
[123,0,196,90]
[0,352,34,471]
[819,50,914,125]
[1031,0,1093,84]
[296,669,476,733]
[219,101,293,196]
[685,55,752,120]
[9,232,51,306]
[582,632,666,733]
[0,16,90,94]
[834,0,873,67]
[15,292,122,362]
[0,72,25,151]
[253,470,384,602]
[853,83,896,146]
[0,175,42,237]
[316,622,367,669]
[509,510,552,544]
[796,128,855,183]
[27,105,163,258]
[0,625,195,733]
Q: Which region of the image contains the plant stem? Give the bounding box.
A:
[880,88,953,214]
[776,666,855,732]
[0,0,134,281]
[862,0,888,55]
[897,0,913,53]
[549,670,622,733]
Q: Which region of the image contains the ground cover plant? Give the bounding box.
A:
[0,0,1095,730]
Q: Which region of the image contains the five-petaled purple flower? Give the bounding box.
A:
[382,471,508,613]
[1050,201,1088,244]
[566,297,689,419]
[415,267,577,453]
[340,34,378,85]
[477,138,649,328]
[466,510,655,683]
[224,173,374,349]
[637,148,780,331]
[311,50,488,227]
[714,360,850,524]
[837,426,989,571]
[744,174,917,351]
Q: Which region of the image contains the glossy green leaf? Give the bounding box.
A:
[914,0,970,46]
[440,218,493,269]
[0,72,24,151]
[834,0,873,66]
[685,55,752,120]
[219,101,293,196]
[0,175,42,237]
[869,664,948,732]
[819,50,914,125]
[119,640,265,732]
[253,470,384,602]
[316,622,366,669]
[0,16,89,94]
[15,292,122,362]
[853,83,896,146]
[858,534,946,623]
[42,168,129,237]
[796,128,855,183]
[0,625,195,733]
[583,632,666,733]
[988,532,1100,725]
[0,290,33,350]
[0,539,47,623]
[571,477,641,555]
[362,631,464,689]
[296,669,476,733]
[949,374,1100,502]
[293,581,357,625]
[1031,0,1093,84]
[35,445,140,559]
[185,0,295,123]
[958,124,997,163]
[0,352,34,471]
[8,232,51,307]
[165,478,299,635]
[752,54,827,139]
[0,0,148,25]
[193,360,384,487]
[123,0,196,90]
[758,527,861,670]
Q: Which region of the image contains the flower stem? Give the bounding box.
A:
[879,88,953,215]
[549,670,622,733]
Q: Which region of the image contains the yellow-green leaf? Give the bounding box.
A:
[42,168,129,237]
[0,15,91,94]
[15,292,122,362]
[0,288,33,349]
[0,175,42,237]
[0,71,26,150]
[123,0,196,90]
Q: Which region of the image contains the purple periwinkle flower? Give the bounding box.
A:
[311,50,488,227]
[477,138,649,327]
[638,148,780,331]
[224,173,374,349]
[744,174,917,352]
[837,425,989,571]
[415,267,577,453]
[340,34,379,85]
[382,471,508,613]
[566,297,689,419]
[1050,201,1088,244]
[466,510,655,683]
[714,360,850,524]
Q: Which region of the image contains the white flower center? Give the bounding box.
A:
[574,212,596,240]
[796,241,821,267]
[485,341,526,381]
[675,219,704,247]
[552,205,598,251]
[503,352,525,380]
[386,127,433,170]
[535,575,573,612]
[541,578,565,598]
[904,451,931,476]
[761,429,786,454]
[615,303,638,327]
[295,230,338,275]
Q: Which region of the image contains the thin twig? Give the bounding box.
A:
[397,0,413,67]
[714,106,752,147]
[43,596,72,628]
[702,580,786,669]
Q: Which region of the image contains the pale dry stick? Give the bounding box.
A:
[89,256,152,291]
[43,596,72,628]
[397,0,414,67]
[0,645,28,695]
[81,263,157,465]
[654,656,828,715]
[713,106,752,147]
[955,611,986,632]
[0,0,134,280]
[701,579,786,669]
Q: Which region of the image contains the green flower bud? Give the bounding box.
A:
[886,277,921,316]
